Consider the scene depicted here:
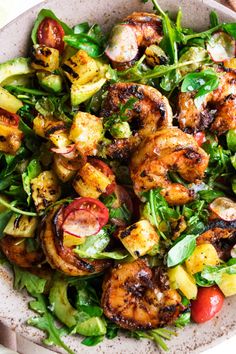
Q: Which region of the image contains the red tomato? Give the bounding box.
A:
[191,286,224,323]
[0,108,20,127]
[194,132,206,147]
[37,17,65,53]
[89,158,116,195]
[62,209,101,237]
[63,197,109,229]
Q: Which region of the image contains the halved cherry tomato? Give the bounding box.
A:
[63,197,109,229]
[89,158,116,195]
[62,209,101,237]
[0,108,20,127]
[191,286,224,323]
[37,17,65,54]
[194,132,206,147]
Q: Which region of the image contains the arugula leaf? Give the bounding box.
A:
[35,96,72,124]
[131,328,175,351]
[181,69,219,104]
[198,189,224,203]
[104,97,137,130]
[22,159,41,204]
[200,259,236,284]
[13,265,46,294]
[167,234,198,267]
[210,11,219,28]
[0,209,12,238]
[28,294,74,354]
[31,9,73,44]
[81,335,104,346]
[174,311,191,328]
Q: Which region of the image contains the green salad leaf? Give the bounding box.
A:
[167,234,198,267]
[13,265,46,294]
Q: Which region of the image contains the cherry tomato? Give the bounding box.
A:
[37,17,65,53]
[191,286,224,323]
[89,158,116,195]
[194,132,206,147]
[63,197,109,229]
[0,108,20,127]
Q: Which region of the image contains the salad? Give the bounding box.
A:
[0,0,236,352]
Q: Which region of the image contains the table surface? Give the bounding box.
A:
[0,0,236,353]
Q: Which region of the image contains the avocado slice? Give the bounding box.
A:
[0,86,23,113]
[0,58,34,86]
[49,278,77,328]
[37,72,63,93]
[76,317,107,336]
[71,77,106,106]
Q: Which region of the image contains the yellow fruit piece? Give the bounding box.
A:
[218,273,236,297]
[63,233,86,248]
[168,265,198,300]
[185,244,220,274]
[224,58,236,69]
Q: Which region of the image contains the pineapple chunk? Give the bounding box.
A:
[73,162,111,198]
[31,170,61,212]
[224,58,236,69]
[217,273,236,297]
[62,50,99,84]
[33,115,65,138]
[168,265,198,300]
[53,154,76,182]
[69,111,103,156]
[63,233,86,247]
[4,215,38,238]
[0,86,23,113]
[185,244,220,274]
[31,45,60,72]
[0,123,23,154]
[118,220,159,259]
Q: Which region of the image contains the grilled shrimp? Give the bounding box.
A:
[40,207,111,276]
[130,127,209,205]
[101,83,172,160]
[0,235,44,268]
[197,219,236,261]
[178,70,236,135]
[101,259,183,330]
[105,12,163,69]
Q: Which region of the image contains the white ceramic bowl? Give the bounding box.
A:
[0,1,236,353]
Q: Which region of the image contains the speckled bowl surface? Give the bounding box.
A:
[0,1,236,353]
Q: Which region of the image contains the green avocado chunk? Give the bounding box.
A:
[37,72,63,93]
[76,316,107,336]
[49,278,77,328]
[0,58,34,86]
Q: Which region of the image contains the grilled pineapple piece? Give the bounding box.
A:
[69,111,103,156]
[31,170,61,212]
[217,273,236,297]
[63,233,86,247]
[73,162,111,198]
[168,265,198,300]
[185,244,220,274]
[4,214,38,238]
[118,220,160,259]
[0,123,23,154]
[53,154,76,182]
[62,49,99,84]
[31,45,60,72]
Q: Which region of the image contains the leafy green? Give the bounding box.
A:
[167,234,198,267]
[28,294,74,354]
[198,190,224,203]
[131,328,175,351]
[13,265,46,294]
[22,159,41,204]
[31,8,73,44]
[104,97,137,131]
[0,209,12,238]
[81,335,104,346]
[174,312,191,328]
[101,193,132,223]
[181,69,219,107]
[200,259,236,284]
[210,11,219,28]
[74,248,128,260]
[35,96,72,124]
[106,322,119,339]
[0,197,37,216]
[64,24,105,58]
[74,229,110,257]
[143,189,180,239]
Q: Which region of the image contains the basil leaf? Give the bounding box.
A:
[167,234,198,267]
[74,22,90,34]
[63,34,102,57]
[31,9,73,44]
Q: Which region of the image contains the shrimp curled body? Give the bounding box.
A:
[130,127,209,205]
[101,83,173,160]
[101,259,183,330]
